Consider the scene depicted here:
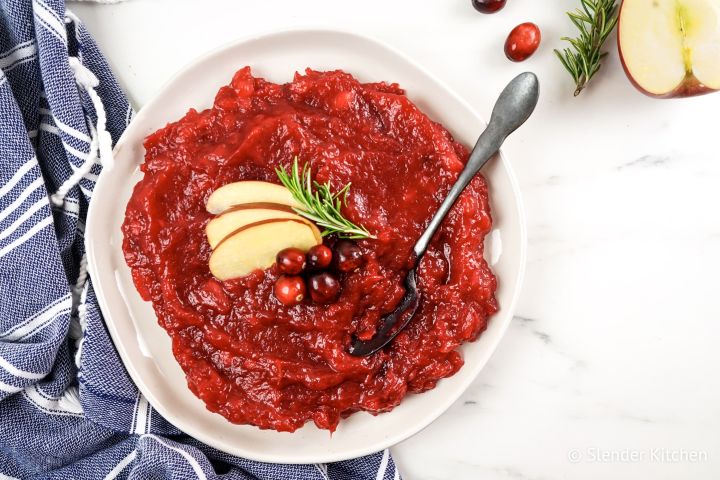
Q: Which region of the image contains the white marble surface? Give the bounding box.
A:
[71,1,720,478]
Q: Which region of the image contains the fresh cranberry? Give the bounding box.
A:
[332,240,363,272]
[471,0,506,13]
[504,22,541,62]
[308,272,341,304]
[276,247,306,275]
[306,244,333,271]
[274,275,306,306]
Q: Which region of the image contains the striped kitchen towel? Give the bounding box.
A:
[0,0,400,478]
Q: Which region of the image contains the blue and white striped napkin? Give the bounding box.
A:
[0,1,400,478]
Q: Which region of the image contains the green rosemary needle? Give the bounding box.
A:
[554,0,619,96]
[275,158,375,240]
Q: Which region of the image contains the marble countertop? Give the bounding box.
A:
[72,1,720,478]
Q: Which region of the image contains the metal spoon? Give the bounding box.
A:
[348,72,540,357]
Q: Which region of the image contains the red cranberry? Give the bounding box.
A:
[276,247,306,275]
[308,272,341,304]
[471,0,506,13]
[332,240,363,272]
[306,244,333,271]
[505,22,541,62]
[274,275,306,306]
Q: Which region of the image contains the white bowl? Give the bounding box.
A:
[85,29,526,464]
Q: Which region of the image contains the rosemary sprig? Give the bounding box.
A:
[554,0,619,96]
[276,158,375,240]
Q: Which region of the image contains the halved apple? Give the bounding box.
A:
[209,219,321,280]
[206,204,305,248]
[206,181,302,214]
[619,0,720,98]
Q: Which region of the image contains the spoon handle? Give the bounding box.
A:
[412,72,539,258]
[412,125,504,257]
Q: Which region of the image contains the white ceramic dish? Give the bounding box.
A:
[85,29,526,464]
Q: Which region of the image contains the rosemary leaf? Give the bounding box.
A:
[275,158,375,240]
[554,0,619,96]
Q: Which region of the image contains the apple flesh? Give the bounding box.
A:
[619,0,720,98]
[206,181,302,215]
[206,203,308,248]
[209,219,321,281]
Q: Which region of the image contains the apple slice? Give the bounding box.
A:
[206,204,305,248]
[206,181,302,214]
[209,219,321,281]
[619,0,720,98]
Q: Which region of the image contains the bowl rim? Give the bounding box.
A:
[85,27,527,463]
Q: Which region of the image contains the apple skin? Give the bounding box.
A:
[206,181,301,215]
[209,218,321,280]
[219,202,295,215]
[618,44,716,99]
[206,204,308,249]
[216,218,322,248]
[617,0,720,99]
